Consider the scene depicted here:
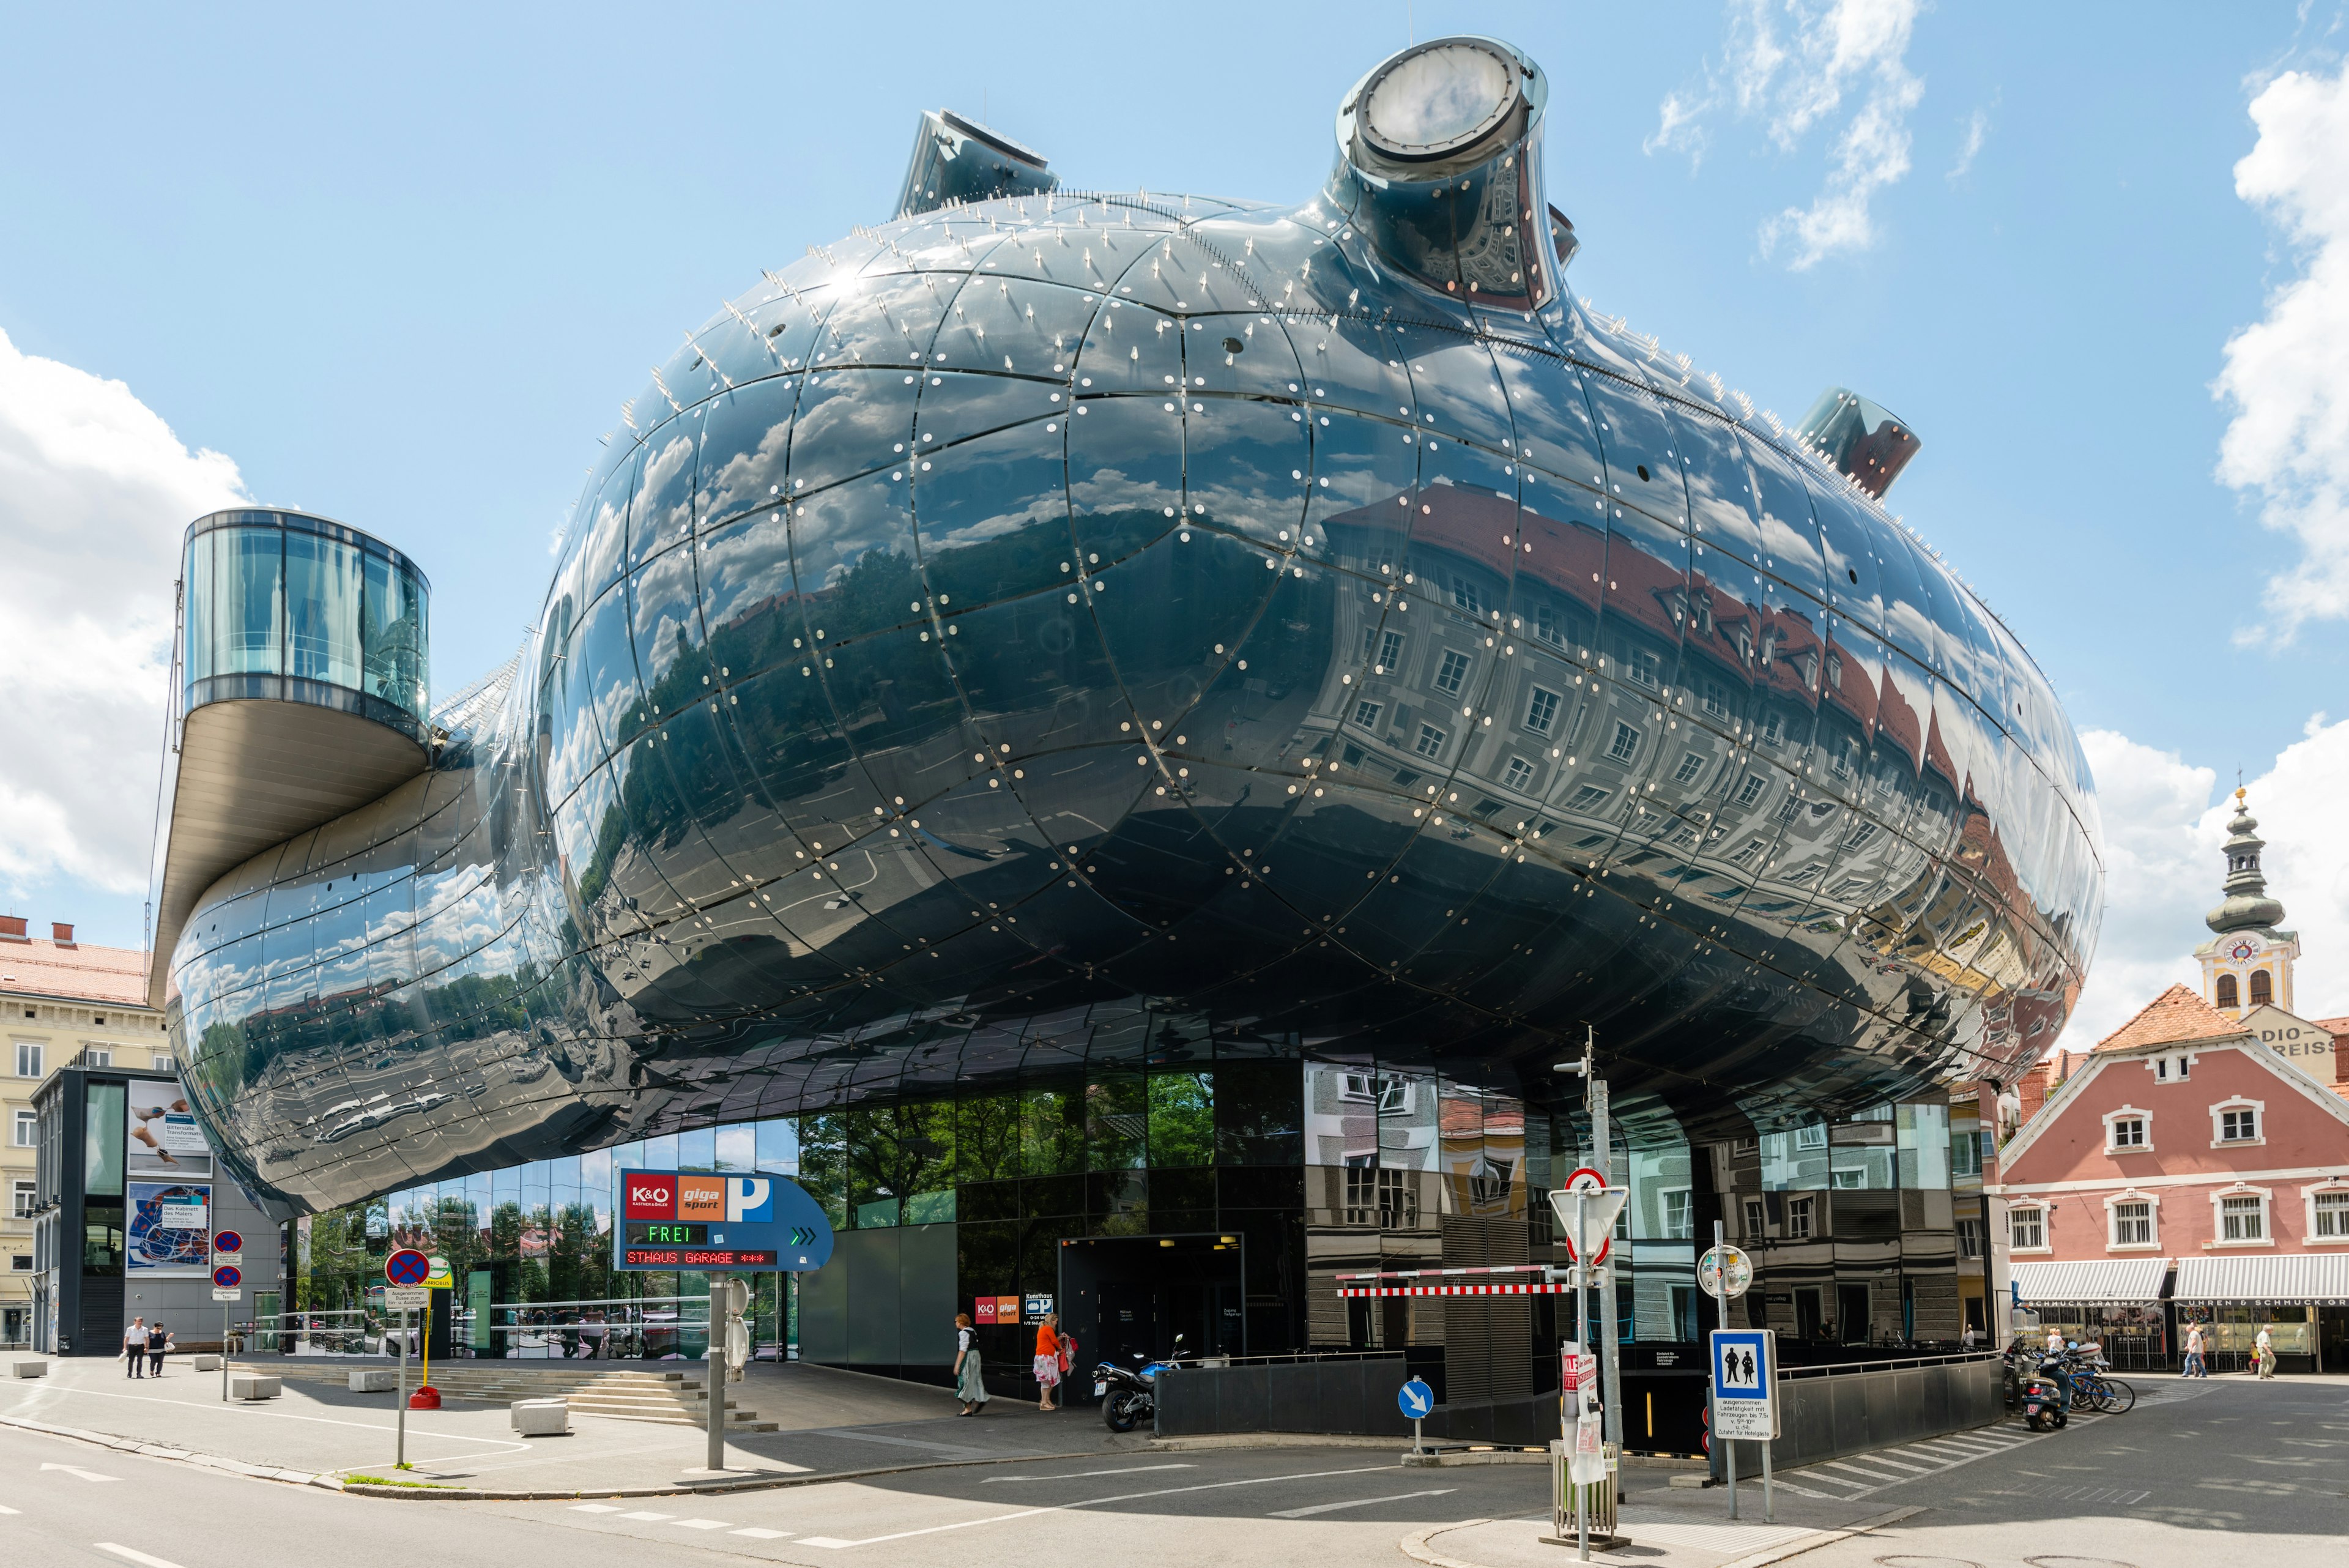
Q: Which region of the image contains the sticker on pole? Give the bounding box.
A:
[1709,1329,1777,1440]
[212,1264,241,1289]
[385,1248,429,1287]
[1698,1244,1753,1299]
[1398,1377,1435,1419]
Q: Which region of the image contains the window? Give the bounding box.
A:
[1341,1153,1378,1225]
[1844,822,1878,850]
[2009,1206,2046,1250]
[1340,1075,1410,1115]
[1729,838,1765,866]
[1795,1123,1827,1150]
[1760,712,1783,747]
[1367,627,1405,669]
[2155,1053,2192,1082]
[2110,1200,2153,1247]
[1504,756,1535,791]
[2221,1194,2265,1242]
[2217,1105,2260,1143]
[1568,784,1611,810]
[2313,1191,2349,1239]
[2108,1115,2146,1151]
[1956,1217,1984,1259]
[1524,687,1561,735]
[1434,649,1472,696]
[1950,1128,1982,1178]
[1701,682,1729,718]
[1351,699,1383,729]
[152,1054,174,1071]
[83,1049,109,1068]
[9,1181,31,1219]
[1450,575,1482,615]
[1624,647,1661,688]
[1743,1198,1765,1238]
[2249,970,2273,1006]
[1735,772,1767,806]
[1674,751,1706,784]
[1414,723,1447,759]
[1831,735,1856,778]
[13,1042,38,1079]
[1830,1169,1863,1189]
[7,1255,28,1273]
[1534,603,1563,646]
[1786,1197,1813,1239]
[1608,721,1641,763]
[1378,1167,1418,1229]
[1661,1189,1694,1239]
[10,1110,32,1148]
[2215,974,2238,1009]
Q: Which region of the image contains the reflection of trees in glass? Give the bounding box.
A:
[432,1197,485,1287]
[1086,1076,1148,1170]
[796,1115,847,1228]
[956,1094,1020,1184]
[843,1101,960,1229]
[1148,1073,1215,1166]
[1020,1088,1085,1177]
[1214,1061,1303,1165]
[550,1202,603,1302]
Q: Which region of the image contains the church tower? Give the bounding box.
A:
[2197,787,2298,1017]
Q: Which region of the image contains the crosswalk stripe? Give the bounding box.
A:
[1821,1462,1906,1483]
[571,1505,622,1514]
[1765,1482,1838,1499]
[733,1528,792,1540]
[675,1520,731,1531]
[1852,1453,1929,1473]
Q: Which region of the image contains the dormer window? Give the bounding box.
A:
[2152,1052,2192,1082]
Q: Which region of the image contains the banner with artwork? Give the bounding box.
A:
[126,1077,212,1178]
[127,1179,213,1277]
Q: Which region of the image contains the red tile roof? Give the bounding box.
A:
[2093,984,2244,1052]
[0,937,150,1008]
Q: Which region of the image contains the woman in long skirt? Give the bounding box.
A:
[1033,1312,1063,1411]
[954,1313,989,1415]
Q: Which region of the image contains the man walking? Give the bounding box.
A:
[124,1316,146,1378]
[2254,1324,2275,1379]
[147,1320,169,1377]
[2181,1322,2206,1379]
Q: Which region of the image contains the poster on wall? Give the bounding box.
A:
[125,1078,212,1178]
[127,1180,213,1277]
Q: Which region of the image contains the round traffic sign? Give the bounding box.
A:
[212,1264,242,1288]
[1398,1377,1435,1419]
[385,1248,430,1287]
[212,1229,245,1257]
[1698,1244,1754,1299]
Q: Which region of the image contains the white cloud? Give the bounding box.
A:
[1948,104,1991,180]
[0,327,248,904]
[2058,716,2349,1049]
[1646,0,1924,269]
[2214,61,2349,642]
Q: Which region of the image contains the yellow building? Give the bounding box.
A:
[1,917,171,1347]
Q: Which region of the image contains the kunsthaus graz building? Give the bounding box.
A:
[144,34,2101,1436]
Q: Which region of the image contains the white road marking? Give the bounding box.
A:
[675,1519,732,1530]
[571,1504,622,1514]
[800,1463,1395,1548]
[1762,1481,1838,1499]
[1820,1461,1907,1483]
[1269,1487,1454,1518]
[0,1503,18,1514]
[1849,1452,1929,1473]
[733,1528,792,1539]
[984,1464,1196,1483]
[96,1547,186,1568]
[618,1510,674,1521]
[7,1384,528,1455]
[40,1463,117,1482]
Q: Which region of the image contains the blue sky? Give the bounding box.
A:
[4,1,2347,1045]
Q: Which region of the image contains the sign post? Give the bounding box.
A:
[384,1248,430,1463]
[1710,1326,1776,1525]
[210,1227,244,1404]
[1398,1376,1434,1458]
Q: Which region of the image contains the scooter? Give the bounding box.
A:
[1095,1334,1190,1432]
[2019,1358,2069,1432]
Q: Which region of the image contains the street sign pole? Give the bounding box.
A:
[1575,1187,1590,1563]
[1714,1219,1735,1520]
[707,1281,725,1473]
[1590,1072,1622,1501]
[397,1308,410,1469]
[221,1302,230,1403]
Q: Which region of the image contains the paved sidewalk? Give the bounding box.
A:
[0,1353,1135,1495]
[1405,1494,1922,1568]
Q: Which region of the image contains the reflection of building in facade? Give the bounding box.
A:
[152,37,2103,1412]
[1,920,173,1350]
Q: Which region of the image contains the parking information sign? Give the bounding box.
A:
[614,1170,836,1273]
[1710,1329,1777,1440]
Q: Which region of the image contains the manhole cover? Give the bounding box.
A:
[1875,1557,1981,1568]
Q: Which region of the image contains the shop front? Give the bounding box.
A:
[2008,1258,2173,1370]
[2173,1255,2349,1374]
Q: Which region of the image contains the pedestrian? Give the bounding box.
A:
[124,1316,146,1378]
[581,1307,606,1361]
[2181,1322,2205,1380]
[1033,1312,1063,1412]
[953,1312,988,1416]
[1961,1324,1976,1351]
[147,1321,170,1377]
[2255,1324,2275,1379]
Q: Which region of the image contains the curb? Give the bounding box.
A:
[0,1414,346,1492]
[1401,1504,1925,1568]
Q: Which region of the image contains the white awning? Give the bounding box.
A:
[2009,1258,2171,1305]
[2173,1253,2349,1306]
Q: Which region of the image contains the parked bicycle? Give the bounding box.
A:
[2057,1343,2136,1414]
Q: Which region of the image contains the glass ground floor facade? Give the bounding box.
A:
[273,1053,1993,1427]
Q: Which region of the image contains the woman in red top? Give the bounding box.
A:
[1033,1313,1063,1411]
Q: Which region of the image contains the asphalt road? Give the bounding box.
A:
[2,1373,2341,1568]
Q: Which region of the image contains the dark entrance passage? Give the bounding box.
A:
[1058,1233,1245,1394]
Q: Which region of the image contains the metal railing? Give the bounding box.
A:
[246,1296,790,1362]
[1780,1349,2001,1380]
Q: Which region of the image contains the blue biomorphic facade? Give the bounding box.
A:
[161,37,2100,1378]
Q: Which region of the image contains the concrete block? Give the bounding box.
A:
[229,1373,282,1401]
[190,1354,223,1372]
[349,1368,399,1392]
[511,1397,570,1436]
[7,1359,47,1378]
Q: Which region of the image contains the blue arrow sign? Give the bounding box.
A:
[1398,1377,1434,1419]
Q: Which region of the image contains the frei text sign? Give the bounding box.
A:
[1709,1329,1777,1440]
[615,1170,835,1272]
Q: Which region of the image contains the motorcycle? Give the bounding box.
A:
[1095,1334,1190,1433]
